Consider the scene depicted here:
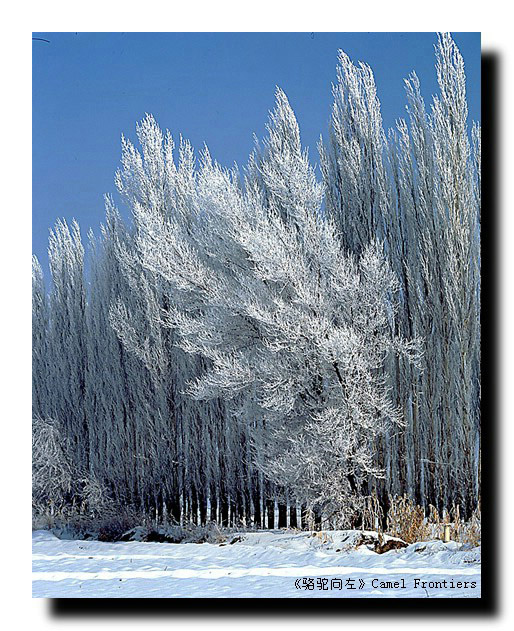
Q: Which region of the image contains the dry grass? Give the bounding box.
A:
[385,494,431,543]
[379,494,481,545]
[362,490,384,532]
[311,531,332,545]
[448,502,481,546]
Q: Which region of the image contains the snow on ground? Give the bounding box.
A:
[32,529,481,598]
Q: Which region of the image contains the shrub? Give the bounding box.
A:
[385,495,431,543]
[382,494,481,545]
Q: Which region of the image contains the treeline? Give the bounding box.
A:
[32,33,480,528]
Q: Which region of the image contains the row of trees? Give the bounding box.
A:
[33,33,480,528]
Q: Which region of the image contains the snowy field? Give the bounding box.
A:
[32,529,481,598]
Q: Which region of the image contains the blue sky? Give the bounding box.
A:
[32,32,480,272]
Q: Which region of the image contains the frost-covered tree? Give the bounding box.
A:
[32,256,49,418]
[320,33,480,514]
[119,92,420,524]
[110,118,255,525]
[46,219,89,472]
[85,203,159,509]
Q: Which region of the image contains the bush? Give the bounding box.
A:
[385,494,431,543]
[118,521,228,545]
[32,417,77,520]
[32,416,128,534]
[382,494,481,545]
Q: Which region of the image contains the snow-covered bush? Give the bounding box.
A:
[32,416,77,519]
[32,416,117,528]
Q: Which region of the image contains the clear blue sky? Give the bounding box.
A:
[32,32,480,273]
